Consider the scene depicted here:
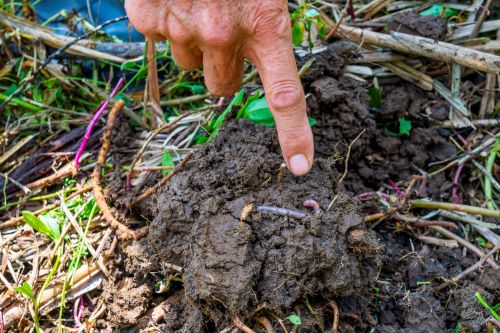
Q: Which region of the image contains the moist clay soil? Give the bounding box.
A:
[102,43,498,333]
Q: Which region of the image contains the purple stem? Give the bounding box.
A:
[74,78,125,168]
[387,179,403,197]
[73,297,82,328]
[451,163,465,204]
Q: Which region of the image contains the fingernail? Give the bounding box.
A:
[289,154,310,176]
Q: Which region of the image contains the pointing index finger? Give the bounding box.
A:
[245,14,314,176]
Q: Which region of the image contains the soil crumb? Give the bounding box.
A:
[388,12,447,40]
[145,120,381,328]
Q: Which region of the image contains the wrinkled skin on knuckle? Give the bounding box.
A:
[125,0,168,38]
[247,0,289,40]
[267,81,304,114]
[206,83,239,97]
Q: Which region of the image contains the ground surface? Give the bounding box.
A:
[98,46,498,332]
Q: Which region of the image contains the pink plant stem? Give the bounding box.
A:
[451,162,465,204]
[491,319,500,329]
[74,78,125,168]
[355,191,392,201]
[73,297,83,328]
[387,179,403,197]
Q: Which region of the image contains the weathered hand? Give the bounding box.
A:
[125,0,314,175]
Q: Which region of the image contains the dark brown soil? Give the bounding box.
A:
[144,120,381,329]
[388,12,447,40]
[100,43,498,333]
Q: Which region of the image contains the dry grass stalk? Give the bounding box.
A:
[0,11,125,63]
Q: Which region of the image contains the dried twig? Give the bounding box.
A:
[130,150,194,206]
[339,129,366,184]
[430,226,499,269]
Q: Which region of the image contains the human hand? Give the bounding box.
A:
[125,0,314,175]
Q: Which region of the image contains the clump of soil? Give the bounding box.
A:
[388,12,448,40]
[144,120,381,328]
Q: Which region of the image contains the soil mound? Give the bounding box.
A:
[146,120,381,326]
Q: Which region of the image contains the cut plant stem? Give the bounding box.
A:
[409,199,500,218]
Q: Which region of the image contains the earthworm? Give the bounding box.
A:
[256,205,307,219]
[303,199,323,216]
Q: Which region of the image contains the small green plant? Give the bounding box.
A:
[398,117,412,136]
[419,3,458,19]
[285,314,302,326]
[475,292,500,321]
[291,4,328,50]
[161,151,175,176]
[15,282,40,332]
[237,91,316,127]
[368,86,382,109]
[452,322,463,333]
[22,211,60,241]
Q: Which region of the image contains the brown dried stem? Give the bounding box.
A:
[430,226,499,270]
[130,150,194,206]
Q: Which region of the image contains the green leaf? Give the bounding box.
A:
[237,91,262,119]
[15,282,36,303]
[304,8,320,18]
[419,3,457,18]
[190,84,206,94]
[161,151,175,176]
[398,117,412,136]
[292,21,305,46]
[120,60,141,72]
[39,213,61,240]
[286,314,302,325]
[242,97,317,127]
[475,236,487,248]
[22,211,57,241]
[243,98,274,125]
[308,117,317,126]
[208,89,245,140]
[368,86,382,109]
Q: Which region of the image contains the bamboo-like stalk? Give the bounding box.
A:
[334,25,500,74]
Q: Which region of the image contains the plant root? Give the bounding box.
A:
[92,100,141,241]
[255,316,275,333]
[130,150,194,207]
[233,316,256,333]
[329,300,340,333]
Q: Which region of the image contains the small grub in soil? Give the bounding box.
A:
[146,121,381,327]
